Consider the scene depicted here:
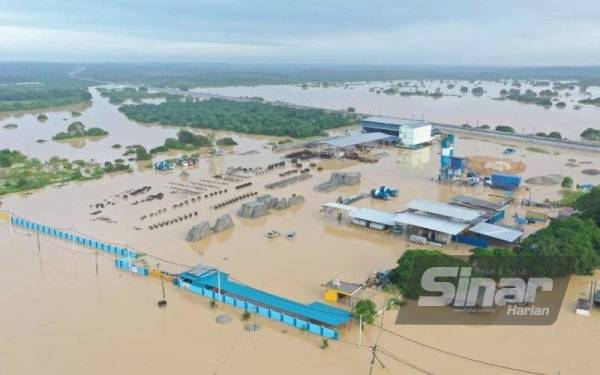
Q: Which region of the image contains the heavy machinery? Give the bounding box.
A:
[370,186,399,200]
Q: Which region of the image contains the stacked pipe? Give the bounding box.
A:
[213,192,258,209]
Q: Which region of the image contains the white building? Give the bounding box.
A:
[361,116,432,148]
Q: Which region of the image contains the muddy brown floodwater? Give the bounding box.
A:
[2,127,600,374]
[200,80,600,140]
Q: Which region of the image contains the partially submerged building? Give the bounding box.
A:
[322,277,363,305]
[361,116,432,148]
[395,199,482,244]
[311,132,392,154]
[176,266,352,340]
[323,196,523,247]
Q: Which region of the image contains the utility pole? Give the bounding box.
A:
[36,231,41,257]
[217,268,222,305]
[358,314,363,350]
[368,345,386,375]
[158,263,167,307]
[95,250,99,275]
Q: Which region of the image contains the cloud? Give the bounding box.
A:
[0,26,281,62]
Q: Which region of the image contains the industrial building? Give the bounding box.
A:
[322,195,523,247]
[311,132,392,152]
[361,116,432,148]
[177,266,352,340]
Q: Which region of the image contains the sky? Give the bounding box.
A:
[1,0,600,65]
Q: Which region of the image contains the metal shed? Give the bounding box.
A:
[468,222,523,243]
[395,212,469,236]
[350,207,398,230]
[314,132,392,149]
[406,199,483,222]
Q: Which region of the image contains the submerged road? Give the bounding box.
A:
[154,87,600,153]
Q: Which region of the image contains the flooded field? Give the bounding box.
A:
[2,128,600,374]
[200,80,600,139]
[0,88,178,162]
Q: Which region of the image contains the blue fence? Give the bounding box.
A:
[453,234,488,248]
[10,215,140,260]
[175,279,340,340]
[115,258,149,276]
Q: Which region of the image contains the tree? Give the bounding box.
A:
[353,299,377,324]
[495,125,515,133]
[135,146,151,161]
[388,250,469,300]
[562,176,573,188]
[581,128,600,141]
[119,98,357,139]
[575,186,600,225]
[518,217,600,276]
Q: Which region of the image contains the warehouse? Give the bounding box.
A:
[361,116,432,148]
[312,132,392,151]
[450,194,509,223]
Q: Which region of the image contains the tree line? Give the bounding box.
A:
[119,98,357,138]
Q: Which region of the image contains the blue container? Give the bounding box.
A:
[491,173,521,190]
[450,156,466,170]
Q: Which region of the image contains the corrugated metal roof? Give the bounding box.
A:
[316,132,391,148]
[468,222,523,243]
[407,199,483,222]
[363,116,430,129]
[322,202,358,213]
[350,208,398,226]
[395,212,468,235]
[181,270,352,327]
[450,195,505,211]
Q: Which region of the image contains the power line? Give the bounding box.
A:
[372,324,546,375]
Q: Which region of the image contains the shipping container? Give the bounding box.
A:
[491,173,521,190]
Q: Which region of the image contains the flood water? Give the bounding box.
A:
[0,88,178,162]
[199,80,600,139]
[2,83,600,374]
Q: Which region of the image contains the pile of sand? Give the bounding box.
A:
[467,156,526,175]
[525,174,563,185]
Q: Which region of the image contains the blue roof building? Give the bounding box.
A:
[177,266,352,339]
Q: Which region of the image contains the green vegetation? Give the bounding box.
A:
[52,121,108,140]
[151,130,212,154]
[503,89,553,107]
[560,189,586,207]
[471,86,484,95]
[0,84,91,112]
[578,97,600,106]
[120,98,356,138]
[97,87,176,105]
[135,146,151,161]
[0,149,27,168]
[555,101,566,108]
[574,186,600,225]
[241,310,251,321]
[562,177,574,188]
[0,149,131,195]
[353,299,377,324]
[320,338,329,350]
[37,114,48,122]
[216,137,238,146]
[580,128,600,141]
[519,216,600,276]
[388,250,469,300]
[495,125,515,133]
[535,131,562,139]
[71,111,82,117]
